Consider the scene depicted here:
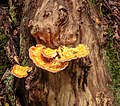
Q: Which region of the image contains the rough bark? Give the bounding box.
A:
[6,0,114,106]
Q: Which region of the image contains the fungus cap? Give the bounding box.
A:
[11,65,32,78]
[41,48,57,58]
[76,44,89,58]
[57,44,89,62]
[29,44,68,73]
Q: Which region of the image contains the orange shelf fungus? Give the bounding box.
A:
[29,44,68,73]
[29,44,89,73]
[11,65,32,78]
[57,44,89,62]
[76,44,89,58]
[41,48,57,58]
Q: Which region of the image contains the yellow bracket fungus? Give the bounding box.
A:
[29,44,89,73]
[41,47,57,58]
[57,44,89,62]
[11,65,32,78]
[29,44,68,73]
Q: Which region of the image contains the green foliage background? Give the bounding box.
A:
[106,26,120,105]
[92,0,120,104]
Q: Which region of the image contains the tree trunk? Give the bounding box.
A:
[5,0,114,106]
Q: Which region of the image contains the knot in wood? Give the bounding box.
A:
[58,7,68,26]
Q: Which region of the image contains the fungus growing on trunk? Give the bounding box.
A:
[41,48,57,58]
[57,44,89,62]
[11,65,32,78]
[29,44,89,73]
[29,44,68,73]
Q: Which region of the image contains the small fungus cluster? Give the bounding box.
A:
[11,65,32,78]
[11,44,89,78]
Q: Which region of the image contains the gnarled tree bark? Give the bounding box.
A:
[5,0,114,106]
